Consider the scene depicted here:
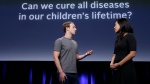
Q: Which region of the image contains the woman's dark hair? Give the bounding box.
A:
[115,18,134,44]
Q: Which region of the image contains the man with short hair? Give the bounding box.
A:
[53,21,93,84]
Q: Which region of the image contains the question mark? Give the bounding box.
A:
[127,11,132,19]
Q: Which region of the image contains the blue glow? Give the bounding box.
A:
[42,71,46,84]
[29,68,32,84]
[79,73,88,84]
[49,75,52,84]
[90,73,95,84]
[103,71,106,81]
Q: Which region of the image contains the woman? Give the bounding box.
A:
[110,18,138,84]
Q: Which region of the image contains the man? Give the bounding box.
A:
[53,21,93,84]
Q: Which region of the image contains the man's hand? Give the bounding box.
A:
[85,50,93,56]
[59,72,67,83]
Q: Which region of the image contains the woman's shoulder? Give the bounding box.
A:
[126,33,134,37]
[125,33,136,41]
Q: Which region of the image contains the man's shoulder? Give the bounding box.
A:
[54,37,64,45]
[56,37,64,41]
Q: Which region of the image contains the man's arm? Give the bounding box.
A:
[53,51,67,82]
[53,51,63,73]
[76,50,93,60]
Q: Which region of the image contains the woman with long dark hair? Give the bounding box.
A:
[110,18,138,84]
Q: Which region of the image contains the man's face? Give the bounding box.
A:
[67,23,77,35]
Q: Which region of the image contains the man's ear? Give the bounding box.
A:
[66,27,69,31]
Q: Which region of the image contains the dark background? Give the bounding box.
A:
[1,61,150,84]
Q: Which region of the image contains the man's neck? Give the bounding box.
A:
[64,33,72,39]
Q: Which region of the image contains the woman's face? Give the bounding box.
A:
[114,21,120,33]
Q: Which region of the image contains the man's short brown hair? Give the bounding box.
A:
[62,21,74,32]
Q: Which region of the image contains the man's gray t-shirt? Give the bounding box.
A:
[53,36,78,73]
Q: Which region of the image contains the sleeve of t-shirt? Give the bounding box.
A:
[127,34,136,51]
[53,38,61,52]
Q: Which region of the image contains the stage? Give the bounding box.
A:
[1,61,150,84]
